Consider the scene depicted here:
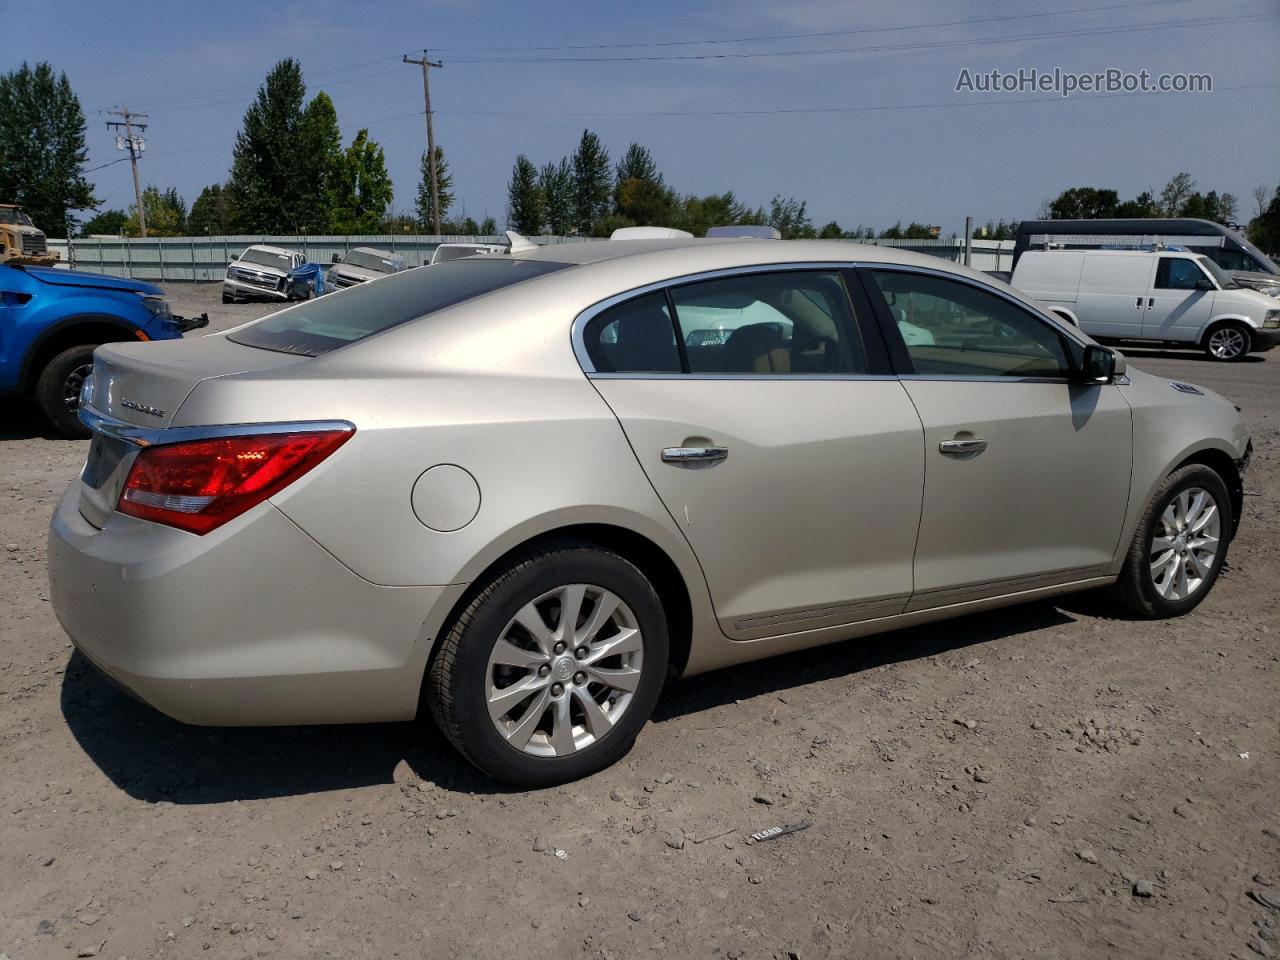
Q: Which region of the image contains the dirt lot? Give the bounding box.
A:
[2,283,1277,960]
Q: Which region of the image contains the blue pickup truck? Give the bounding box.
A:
[0,264,207,437]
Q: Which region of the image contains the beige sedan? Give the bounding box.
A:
[49,237,1251,786]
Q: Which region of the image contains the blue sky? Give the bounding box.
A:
[9,0,1280,233]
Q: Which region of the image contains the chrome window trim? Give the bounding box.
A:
[571,260,1094,380]
[79,402,355,448]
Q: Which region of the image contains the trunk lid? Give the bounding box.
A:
[78,335,307,528]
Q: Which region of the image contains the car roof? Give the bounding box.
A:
[1023,249,1202,259]
[244,244,299,256]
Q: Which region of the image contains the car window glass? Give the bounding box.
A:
[582,292,681,373]
[1155,257,1205,290]
[868,270,1071,378]
[669,271,865,374]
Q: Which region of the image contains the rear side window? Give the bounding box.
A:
[229,258,568,356]
[582,292,681,373]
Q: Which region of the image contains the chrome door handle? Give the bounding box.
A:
[939,438,988,456]
[662,446,729,466]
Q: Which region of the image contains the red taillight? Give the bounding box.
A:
[117,429,352,535]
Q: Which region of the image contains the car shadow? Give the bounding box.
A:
[1116,347,1266,364]
[61,599,1083,803]
[0,402,71,441]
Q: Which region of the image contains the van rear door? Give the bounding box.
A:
[1075,253,1154,339]
[1142,256,1215,344]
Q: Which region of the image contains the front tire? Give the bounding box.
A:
[1108,464,1231,618]
[427,542,669,787]
[34,344,97,438]
[1204,321,1251,361]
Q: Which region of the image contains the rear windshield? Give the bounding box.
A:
[229,258,569,356]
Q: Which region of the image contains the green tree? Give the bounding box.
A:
[507,154,543,234]
[1158,172,1195,217]
[187,183,237,235]
[1114,190,1158,218]
[676,192,749,236]
[416,145,454,232]
[539,158,574,235]
[1247,187,1280,253]
[328,129,393,233]
[299,91,343,231]
[479,215,497,235]
[0,62,96,237]
[615,178,679,228]
[80,209,128,237]
[228,59,329,233]
[571,130,611,234]
[614,143,660,188]
[817,221,844,239]
[767,195,814,239]
[125,185,186,236]
[1180,189,1237,224]
[1048,187,1119,219]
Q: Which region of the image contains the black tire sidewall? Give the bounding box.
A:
[1134,465,1232,617]
[35,344,97,438]
[444,548,669,787]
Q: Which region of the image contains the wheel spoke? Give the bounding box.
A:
[1151,536,1174,553]
[582,626,642,665]
[1189,533,1218,551]
[576,590,621,646]
[1188,550,1213,577]
[487,675,547,722]
[1183,490,1206,528]
[556,584,587,642]
[1160,503,1178,532]
[1190,504,1218,534]
[513,602,555,657]
[573,687,614,739]
[1172,560,1189,599]
[586,664,642,693]
[548,694,576,756]
[491,638,546,670]
[503,688,550,750]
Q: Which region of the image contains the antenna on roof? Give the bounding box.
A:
[504,230,537,254]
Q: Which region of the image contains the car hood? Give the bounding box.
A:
[22,265,162,296]
[231,261,290,278]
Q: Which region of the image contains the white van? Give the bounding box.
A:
[1013,249,1280,361]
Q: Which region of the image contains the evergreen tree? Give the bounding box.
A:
[228,59,324,233]
[126,185,186,236]
[507,155,543,234]
[0,62,96,237]
[614,144,660,190]
[188,183,238,235]
[479,215,497,235]
[328,129,393,233]
[300,91,343,231]
[80,209,128,237]
[538,158,574,235]
[416,146,454,232]
[571,130,611,234]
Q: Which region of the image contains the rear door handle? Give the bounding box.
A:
[662,446,729,466]
[939,438,988,457]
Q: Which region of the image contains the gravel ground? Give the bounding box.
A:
[1,283,1277,960]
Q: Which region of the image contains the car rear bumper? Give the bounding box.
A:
[48,482,451,725]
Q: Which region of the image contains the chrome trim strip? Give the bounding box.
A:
[735,594,910,632]
[571,259,1091,378]
[79,401,355,448]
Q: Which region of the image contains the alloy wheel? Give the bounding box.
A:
[486,583,644,758]
[1149,486,1221,600]
[62,362,94,413]
[1207,327,1246,360]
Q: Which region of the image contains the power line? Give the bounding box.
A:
[429,0,1214,51]
[443,13,1275,62]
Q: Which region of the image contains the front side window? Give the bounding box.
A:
[867,270,1072,378]
[1155,257,1210,290]
[670,271,864,374]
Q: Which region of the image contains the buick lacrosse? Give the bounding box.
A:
[49,237,1251,785]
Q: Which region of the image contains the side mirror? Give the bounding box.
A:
[1080,344,1123,383]
[1195,278,1214,291]
[331,253,342,263]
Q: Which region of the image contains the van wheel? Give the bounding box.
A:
[1204,322,1251,361]
[34,344,97,438]
[426,541,669,787]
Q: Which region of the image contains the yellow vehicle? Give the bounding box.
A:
[0,204,58,266]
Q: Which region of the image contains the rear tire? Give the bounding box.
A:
[1203,321,1251,362]
[222,291,234,304]
[34,344,97,439]
[1108,464,1231,618]
[427,541,669,787]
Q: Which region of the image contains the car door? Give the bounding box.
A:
[579,268,925,640]
[1143,256,1215,343]
[1075,253,1153,338]
[860,267,1132,611]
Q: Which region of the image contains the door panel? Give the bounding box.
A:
[1076,255,1155,338]
[900,379,1132,607]
[1143,257,1215,343]
[590,378,924,638]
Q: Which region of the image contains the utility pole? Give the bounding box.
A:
[106,106,149,237]
[403,50,443,235]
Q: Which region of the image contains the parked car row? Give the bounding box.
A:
[47,235,1251,786]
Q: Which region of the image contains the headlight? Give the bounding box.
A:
[139,295,172,320]
[1264,309,1280,329]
